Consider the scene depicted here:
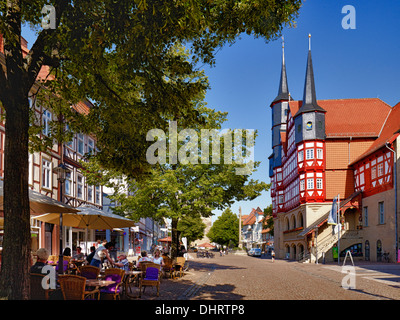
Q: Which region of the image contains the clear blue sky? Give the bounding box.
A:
[22,0,400,223]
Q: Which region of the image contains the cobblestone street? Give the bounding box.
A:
[133,253,400,301]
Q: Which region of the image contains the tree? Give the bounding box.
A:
[0,0,301,299]
[263,204,274,236]
[95,103,270,259]
[207,208,239,247]
[177,214,207,246]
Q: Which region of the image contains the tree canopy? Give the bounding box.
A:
[207,208,240,247]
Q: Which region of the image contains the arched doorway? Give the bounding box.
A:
[377,240,382,262]
[291,244,296,260]
[365,240,370,261]
[297,244,304,261]
[285,245,290,259]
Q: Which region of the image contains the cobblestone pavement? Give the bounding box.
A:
[126,253,400,300]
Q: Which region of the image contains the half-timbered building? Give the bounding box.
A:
[270,38,399,262]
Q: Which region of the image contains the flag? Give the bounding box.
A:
[328,195,338,225]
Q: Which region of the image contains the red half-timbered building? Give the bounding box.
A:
[270,38,399,262]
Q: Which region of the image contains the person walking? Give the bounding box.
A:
[271,249,275,262]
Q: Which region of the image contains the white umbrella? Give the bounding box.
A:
[34,206,136,229]
[34,206,136,256]
[0,179,79,214]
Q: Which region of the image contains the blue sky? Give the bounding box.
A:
[22,1,400,223]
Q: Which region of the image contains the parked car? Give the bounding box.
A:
[252,248,261,257]
[247,248,261,257]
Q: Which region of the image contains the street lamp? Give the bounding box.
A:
[53,163,69,275]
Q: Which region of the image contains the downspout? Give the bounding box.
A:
[386,139,398,262]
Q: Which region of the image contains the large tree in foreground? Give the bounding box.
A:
[0,0,301,299]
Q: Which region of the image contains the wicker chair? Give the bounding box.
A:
[139,263,161,297]
[58,275,99,300]
[30,273,53,300]
[100,268,125,300]
[79,265,100,279]
[162,257,175,279]
[174,257,186,278]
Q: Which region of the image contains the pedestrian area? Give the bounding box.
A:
[123,255,217,300]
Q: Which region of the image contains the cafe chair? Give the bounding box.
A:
[30,273,53,300]
[139,264,161,297]
[174,257,186,278]
[58,275,100,300]
[79,265,100,279]
[162,257,175,279]
[100,268,125,300]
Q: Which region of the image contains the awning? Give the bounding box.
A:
[299,191,362,237]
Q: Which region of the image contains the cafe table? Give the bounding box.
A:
[123,270,142,299]
[86,279,116,289]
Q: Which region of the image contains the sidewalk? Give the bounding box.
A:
[123,256,216,300]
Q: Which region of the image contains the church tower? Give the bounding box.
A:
[269,37,292,177]
[294,35,326,203]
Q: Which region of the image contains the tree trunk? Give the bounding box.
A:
[171,217,179,261]
[0,94,31,299]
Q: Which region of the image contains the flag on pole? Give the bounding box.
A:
[328,195,338,225]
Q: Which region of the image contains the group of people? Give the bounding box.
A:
[30,239,130,274]
[137,249,164,268]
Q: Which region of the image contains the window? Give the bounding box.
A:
[306,121,313,130]
[88,185,93,203]
[378,201,384,224]
[65,124,74,149]
[298,150,304,162]
[95,186,101,204]
[371,166,376,180]
[317,149,323,159]
[88,138,94,155]
[77,133,84,155]
[306,149,314,160]
[278,195,284,204]
[42,109,52,136]
[377,163,384,177]
[28,154,33,186]
[316,178,323,189]
[77,174,83,199]
[363,206,368,227]
[65,171,72,196]
[276,172,282,181]
[307,178,314,190]
[42,159,52,189]
[300,180,305,191]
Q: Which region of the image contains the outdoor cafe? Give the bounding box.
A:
[29,244,190,300]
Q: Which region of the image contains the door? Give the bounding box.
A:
[365,240,370,261]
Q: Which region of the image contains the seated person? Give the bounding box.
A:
[30,248,50,274]
[86,246,96,265]
[72,246,85,261]
[114,254,130,271]
[137,251,151,268]
[152,249,164,266]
